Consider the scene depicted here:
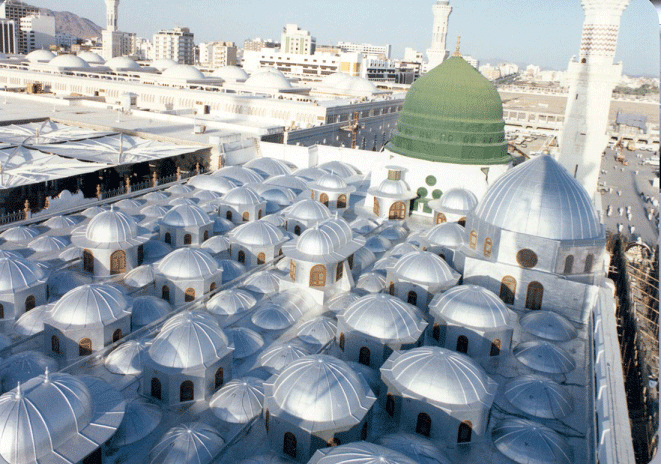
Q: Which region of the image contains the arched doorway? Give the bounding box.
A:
[112,329,122,343]
[79,338,93,356]
[242,211,249,221]
[137,244,144,265]
[184,234,192,245]
[215,367,224,389]
[335,261,343,281]
[389,201,406,220]
[458,217,466,227]
[337,194,347,208]
[180,380,194,402]
[162,285,170,302]
[238,250,246,263]
[407,290,417,305]
[339,333,345,351]
[185,288,195,302]
[257,252,266,265]
[525,281,544,310]
[203,230,209,241]
[320,193,329,206]
[499,276,516,305]
[151,377,161,400]
[373,197,380,216]
[83,249,94,273]
[436,212,446,224]
[294,225,301,235]
[283,432,297,459]
[490,339,501,356]
[258,210,263,219]
[432,323,441,341]
[584,254,594,273]
[457,420,472,443]
[265,409,270,432]
[226,211,233,221]
[386,393,395,417]
[564,255,574,274]
[25,295,36,312]
[164,232,172,244]
[359,346,371,366]
[348,254,354,269]
[484,238,493,257]
[456,335,468,354]
[416,412,431,437]
[51,335,60,353]
[110,250,126,275]
[309,264,326,287]
[389,281,395,295]
[210,282,217,293]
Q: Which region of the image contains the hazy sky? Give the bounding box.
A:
[29,0,659,76]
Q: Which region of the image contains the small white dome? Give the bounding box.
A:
[327,292,361,314]
[44,215,79,229]
[373,178,414,197]
[26,49,55,63]
[318,161,360,178]
[12,304,50,336]
[48,284,130,328]
[226,327,264,359]
[296,227,334,255]
[241,270,280,294]
[131,296,171,329]
[105,340,151,375]
[309,442,418,464]
[425,223,466,248]
[115,198,145,211]
[82,209,140,244]
[514,341,576,374]
[213,217,235,234]
[386,243,418,259]
[258,341,309,372]
[149,422,224,464]
[222,186,263,206]
[493,418,573,464]
[0,351,58,393]
[162,64,205,80]
[504,375,573,419]
[244,157,292,178]
[141,191,169,202]
[201,235,230,254]
[1,226,40,242]
[49,54,90,69]
[356,271,387,293]
[214,165,264,186]
[165,183,194,194]
[141,204,172,218]
[157,248,219,280]
[429,285,513,329]
[81,206,107,217]
[29,235,70,253]
[431,188,478,215]
[161,204,212,227]
[392,251,460,288]
[380,225,408,241]
[350,217,378,234]
[519,311,577,342]
[46,269,92,299]
[365,235,391,253]
[151,58,177,71]
[210,377,264,423]
[251,304,296,330]
[106,56,140,71]
[296,316,337,345]
[0,254,46,292]
[375,433,451,464]
[287,199,332,222]
[206,289,256,316]
[77,51,104,64]
[230,220,285,247]
[295,167,330,182]
[217,259,247,282]
[110,398,161,447]
[211,65,249,81]
[311,173,348,190]
[188,174,237,194]
[245,69,292,89]
[264,174,308,194]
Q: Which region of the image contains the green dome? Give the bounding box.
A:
[388,56,510,165]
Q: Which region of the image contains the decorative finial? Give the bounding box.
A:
[44,367,50,382]
[453,36,462,57]
[15,381,22,398]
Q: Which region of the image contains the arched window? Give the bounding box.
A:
[258,210,263,219]
[110,250,126,275]
[215,367,224,389]
[79,338,93,356]
[361,422,368,440]
[294,225,301,235]
[436,212,446,224]
[490,339,502,356]
[348,254,354,269]
[290,260,297,281]
[257,252,266,265]
[151,377,161,400]
[137,244,144,265]
[226,210,232,221]
[311,191,315,200]
[517,249,538,268]
[389,281,395,295]
[309,264,326,287]
[458,420,473,443]
[238,250,246,263]
[469,230,478,250]
[389,201,406,220]
[210,282,217,293]
[456,335,468,354]
[51,335,59,353]
[162,285,170,302]
[336,261,343,281]
[386,393,395,416]
[112,329,122,343]
[327,438,340,447]
[320,193,329,206]
[283,432,297,459]
[359,346,371,366]
[416,413,432,437]
[83,249,94,273]
[525,281,544,310]
[373,197,380,216]
[484,238,493,258]
[584,253,594,273]
[180,380,194,402]
[339,333,345,351]
[564,255,574,274]
[337,194,347,208]
[407,290,417,306]
[0,303,3,319]
[203,230,209,241]
[265,409,270,432]
[499,276,516,305]
[185,288,195,302]
[242,211,249,221]
[25,295,36,312]
[184,234,192,245]
[432,323,441,342]
[458,217,466,227]
[164,232,172,244]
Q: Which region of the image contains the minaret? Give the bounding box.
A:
[105,0,119,31]
[426,0,452,69]
[557,0,630,197]
[101,0,121,60]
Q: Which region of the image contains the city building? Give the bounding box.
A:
[19,13,53,53]
[199,41,238,68]
[0,0,38,53]
[280,23,315,55]
[426,0,452,69]
[153,26,195,65]
[243,37,278,52]
[338,41,391,59]
[243,49,363,79]
[0,18,16,54]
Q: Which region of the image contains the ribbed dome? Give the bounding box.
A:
[106,56,140,71]
[251,304,297,330]
[188,174,237,194]
[245,157,292,178]
[356,271,387,293]
[169,197,198,208]
[161,204,212,227]
[519,311,577,342]
[0,372,93,463]
[223,186,263,206]
[493,418,573,464]
[0,255,45,292]
[311,173,348,190]
[83,209,139,243]
[504,375,573,419]
[391,251,459,287]
[376,433,451,464]
[372,178,414,197]
[470,155,603,240]
[13,305,49,336]
[381,347,496,406]
[297,316,337,345]
[429,285,513,329]
[49,54,90,69]
[428,188,478,215]
[26,49,55,63]
[230,221,285,247]
[148,311,232,369]
[162,64,205,80]
[110,398,161,447]
[48,284,129,328]
[209,377,264,423]
[287,199,332,222]
[206,288,256,316]
[117,263,153,287]
[309,442,419,464]
[341,294,426,343]
[201,235,230,254]
[245,69,292,89]
[1,226,40,242]
[386,243,419,259]
[151,58,177,71]
[226,328,264,359]
[0,351,58,393]
[318,161,360,178]
[365,235,391,253]
[141,190,169,202]
[327,292,361,314]
[264,174,308,194]
[77,51,104,64]
[258,342,309,372]
[266,355,375,430]
[115,198,145,211]
[214,165,264,186]
[296,227,334,255]
[211,65,249,81]
[388,56,509,165]
[149,422,224,464]
[29,235,70,253]
[514,341,576,374]
[44,215,79,229]
[131,295,171,329]
[141,204,172,218]
[241,270,280,294]
[105,340,151,375]
[157,248,219,279]
[380,225,408,242]
[294,167,329,181]
[425,222,466,248]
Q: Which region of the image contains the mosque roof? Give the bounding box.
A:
[156,248,220,280]
[149,422,225,464]
[46,284,130,329]
[229,220,287,247]
[429,285,514,329]
[210,377,265,423]
[309,442,419,464]
[427,187,478,215]
[390,251,460,288]
[493,418,573,464]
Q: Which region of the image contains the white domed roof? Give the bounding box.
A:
[380,225,408,241]
[44,215,79,229]
[141,190,169,202]
[141,204,172,218]
[265,354,376,431]
[222,186,263,206]
[162,64,205,80]
[251,304,296,330]
[297,316,337,345]
[110,398,161,447]
[296,227,334,255]
[310,173,348,190]
[309,442,418,464]
[211,65,249,81]
[131,296,171,329]
[213,217,235,234]
[78,209,145,246]
[294,166,328,181]
[493,418,573,464]
[264,174,308,194]
[386,242,418,259]
[376,433,451,464]
[0,372,94,463]
[514,341,576,374]
[471,155,603,241]
[214,165,264,185]
[157,248,219,280]
[258,341,309,372]
[29,235,70,253]
[504,375,573,419]
[77,51,104,64]
[287,217,362,262]
[0,254,45,292]
[210,377,264,423]
[343,76,378,93]
[322,72,352,87]
[350,217,378,235]
[226,327,264,359]
[165,183,194,194]
[287,199,331,222]
[324,74,378,95]
[429,188,478,214]
[392,251,459,288]
[217,259,247,283]
[161,204,212,227]
[48,284,130,328]
[0,351,58,393]
[149,310,232,369]
[371,178,414,198]
[245,69,292,89]
[81,205,107,217]
[425,222,466,248]
[230,220,285,247]
[151,58,177,71]
[26,49,55,63]
[365,235,391,253]
[241,270,280,294]
[201,235,230,254]
[106,56,140,71]
[519,311,577,341]
[341,293,427,343]
[188,174,237,194]
[49,54,90,69]
[115,198,145,211]
[429,285,513,329]
[169,196,198,207]
[12,304,49,336]
[318,161,360,178]
[104,340,151,375]
[149,422,224,464]
[244,157,292,178]
[381,347,497,407]
[327,292,361,314]
[1,225,40,242]
[356,271,387,293]
[206,288,256,316]
[46,269,92,299]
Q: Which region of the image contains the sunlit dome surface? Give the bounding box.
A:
[157,247,219,280]
[428,187,478,215]
[214,165,264,186]
[223,186,263,206]
[161,204,212,227]
[131,295,171,329]
[77,51,104,64]
[0,254,46,292]
[318,161,361,178]
[209,377,264,423]
[287,199,332,222]
[141,204,172,218]
[493,418,573,464]
[49,54,90,69]
[29,235,70,253]
[211,65,249,81]
[230,220,286,247]
[151,58,177,71]
[110,398,162,447]
[44,215,79,229]
[309,441,419,464]
[514,341,576,374]
[391,251,460,287]
[296,316,337,345]
[258,341,309,372]
[26,49,55,63]
[149,422,225,464]
[162,64,205,80]
[245,69,292,89]
[105,340,151,375]
[165,183,194,195]
[47,284,130,329]
[1,226,40,242]
[188,174,237,194]
[226,327,264,359]
[425,222,466,248]
[0,350,58,393]
[429,285,513,329]
[106,56,140,71]
[74,209,149,248]
[245,157,292,178]
[519,311,577,342]
[380,225,408,242]
[13,304,50,336]
[356,271,387,293]
[505,375,573,419]
[375,433,452,464]
[241,270,280,294]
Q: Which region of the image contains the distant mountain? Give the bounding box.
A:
[39,8,102,40]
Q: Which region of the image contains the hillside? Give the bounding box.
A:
[40,8,102,40]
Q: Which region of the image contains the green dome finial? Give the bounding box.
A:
[453,36,462,57]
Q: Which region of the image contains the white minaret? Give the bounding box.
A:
[557,0,630,197]
[105,0,119,31]
[426,0,452,69]
[102,0,121,60]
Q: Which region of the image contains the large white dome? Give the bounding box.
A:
[391,251,460,288]
[161,204,212,227]
[287,199,331,222]
[211,65,249,81]
[106,56,140,71]
[425,222,466,248]
[77,51,104,64]
[157,248,219,280]
[0,254,45,292]
[245,69,292,89]
[230,220,285,247]
[222,186,263,206]
[49,54,90,69]
[48,284,130,328]
[26,49,55,63]
[74,209,148,248]
[429,285,513,329]
[162,64,205,80]
[428,188,478,215]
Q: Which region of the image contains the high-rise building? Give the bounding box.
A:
[243,38,278,52]
[557,0,631,197]
[199,41,237,68]
[153,26,195,64]
[0,18,16,54]
[20,13,54,53]
[426,0,452,69]
[0,0,38,53]
[337,42,391,59]
[280,24,315,55]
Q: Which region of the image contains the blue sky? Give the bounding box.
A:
[31,0,659,76]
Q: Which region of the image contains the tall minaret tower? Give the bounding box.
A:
[557,0,630,197]
[426,0,452,69]
[101,0,121,60]
[105,0,119,31]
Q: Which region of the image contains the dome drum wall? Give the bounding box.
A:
[217,203,266,225]
[0,279,47,321]
[159,204,214,248]
[229,221,288,269]
[154,271,222,307]
[230,242,284,269]
[44,316,131,361]
[154,248,223,306]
